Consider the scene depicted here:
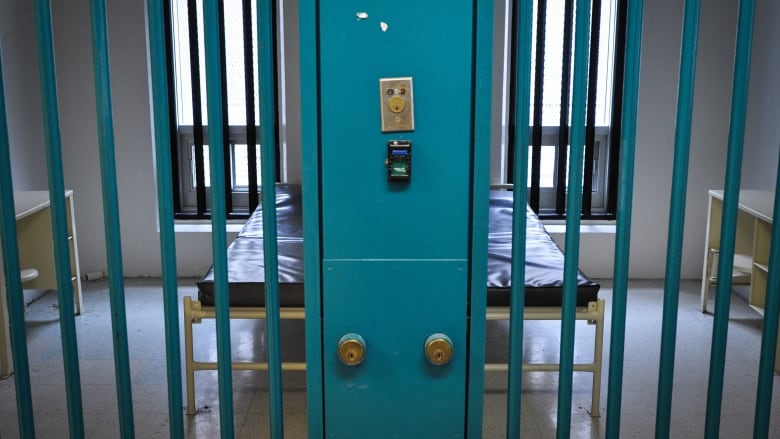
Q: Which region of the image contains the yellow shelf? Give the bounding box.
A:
[701,189,776,372]
[753,262,769,273]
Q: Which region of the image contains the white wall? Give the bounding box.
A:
[280,0,301,184]
[49,0,176,277]
[0,2,47,190]
[742,0,780,189]
[620,0,736,279]
[0,0,764,280]
[0,0,215,277]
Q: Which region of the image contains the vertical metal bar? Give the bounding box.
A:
[506,0,533,436]
[655,0,700,436]
[529,0,546,210]
[605,0,643,435]
[257,0,284,436]
[299,0,324,434]
[88,1,136,436]
[506,0,542,193]
[186,0,208,215]
[753,154,780,438]
[467,0,494,435]
[555,0,574,216]
[556,0,590,435]
[606,0,629,215]
[243,0,259,212]
[705,0,755,435]
[582,0,603,217]
[145,0,185,436]
[0,46,37,439]
[203,0,235,435]
[33,1,86,436]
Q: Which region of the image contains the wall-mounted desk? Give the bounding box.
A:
[700,189,775,368]
[0,190,82,378]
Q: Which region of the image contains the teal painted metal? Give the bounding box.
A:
[145,0,185,436]
[557,0,591,435]
[318,6,473,261]
[317,1,474,433]
[202,0,235,436]
[304,1,490,436]
[705,0,755,436]
[256,0,285,435]
[33,1,86,436]
[754,155,780,438]
[0,47,37,439]
[605,0,644,436]
[88,1,135,436]
[655,0,700,437]
[506,0,533,437]
[298,0,325,434]
[467,0,493,435]
[322,260,469,437]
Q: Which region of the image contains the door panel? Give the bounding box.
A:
[323,260,467,438]
[318,0,475,260]
[317,1,476,437]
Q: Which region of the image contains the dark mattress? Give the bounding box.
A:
[197,185,600,308]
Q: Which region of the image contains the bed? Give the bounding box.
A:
[184,185,604,415]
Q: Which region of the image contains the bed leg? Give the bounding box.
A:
[590,299,605,417]
[184,296,197,415]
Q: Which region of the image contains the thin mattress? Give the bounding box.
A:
[197,185,600,308]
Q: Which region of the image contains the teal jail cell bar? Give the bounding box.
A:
[3,0,780,437]
[300,1,493,437]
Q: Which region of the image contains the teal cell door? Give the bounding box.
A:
[304,1,491,437]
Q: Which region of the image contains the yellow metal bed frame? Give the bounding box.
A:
[182,296,605,416]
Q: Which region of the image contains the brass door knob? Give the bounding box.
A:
[338,333,366,366]
[424,333,453,365]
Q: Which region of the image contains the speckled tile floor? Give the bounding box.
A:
[1,278,779,438]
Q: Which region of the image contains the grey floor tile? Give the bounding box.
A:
[1,278,780,438]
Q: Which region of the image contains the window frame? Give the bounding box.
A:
[505,0,627,220]
[175,125,267,217]
[528,126,611,217]
[163,0,280,220]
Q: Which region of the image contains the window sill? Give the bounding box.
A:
[174,221,245,233]
[543,222,616,234]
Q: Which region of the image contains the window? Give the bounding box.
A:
[176,126,263,210]
[505,0,626,219]
[165,0,278,219]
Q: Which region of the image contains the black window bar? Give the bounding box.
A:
[555,0,575,217]
[530,0,547,210]
[242,0,259,211]
[165,0,279,219]
[583,0,603,216]
[508,0,547,207]
[216,0,233,216]
[186,0,207,215]
[606,0,629,216]
[163,0,182,214]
